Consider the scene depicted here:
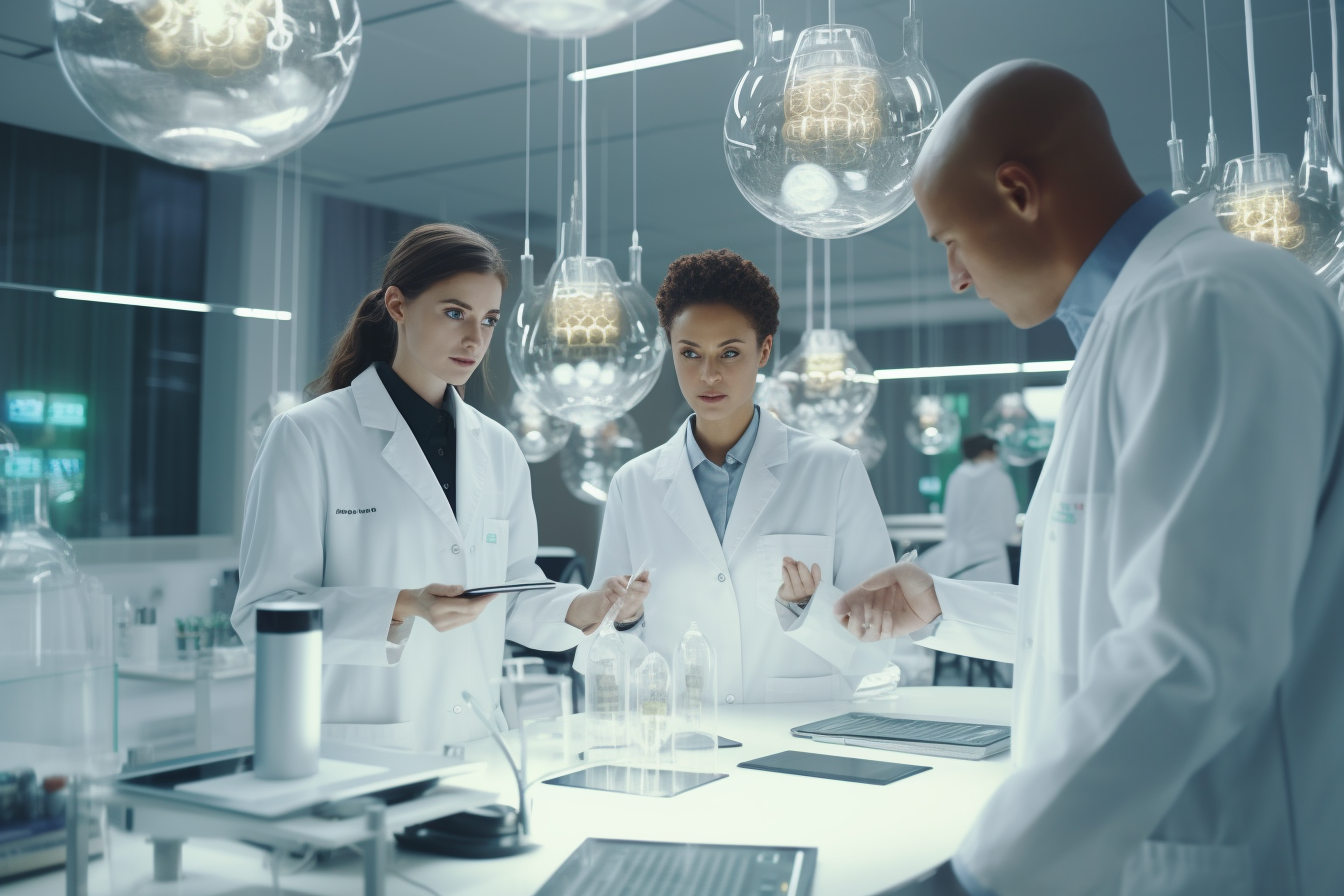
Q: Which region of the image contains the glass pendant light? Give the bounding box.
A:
[559,414,643,505]
[754,374,792,421]
[457,0,671,38]
[510,38,663,427]
[724,1,941,239]
[504,392,573,463]
[837,413,887,469]
[1216,0,1344,284]
[775,240,878,439]
[904,394,959,456]
[53,0,362,171]
[1163,0,1220,205]
[982,393,1050,467]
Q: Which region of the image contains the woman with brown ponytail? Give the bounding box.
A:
[232,223,649,752]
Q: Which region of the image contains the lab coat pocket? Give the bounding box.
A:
[756,534,835,611]
[477,519,510,585]
[1118,840,1253,896]
[764,674,839,704]
[1035,491,1109,675]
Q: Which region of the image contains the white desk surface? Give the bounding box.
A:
[7,686,1012,896]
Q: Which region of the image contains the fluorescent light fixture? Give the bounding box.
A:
[54,289,210,313]
[874,361,1074,380]
[232,307,293,321]
[568,39,743,81]
[50,288,291,320]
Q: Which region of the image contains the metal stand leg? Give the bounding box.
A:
[65,778,88,896]
[362,803,387,896]
[153,839,184,882]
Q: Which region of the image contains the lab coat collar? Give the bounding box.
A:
[720,410,790,561]
[449,386,487,540]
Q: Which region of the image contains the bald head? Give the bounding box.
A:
[912,61,1143,327]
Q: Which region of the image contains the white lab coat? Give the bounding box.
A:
[233,366,583,753]
[923,459,1019,584]
[576,409,896,704]
[913,202,1344,895]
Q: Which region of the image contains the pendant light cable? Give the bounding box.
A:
[1308,0,1319,83]
[632,22,638,240]
[1202,0,1216,142]
[580,37,589,258]
[1244,0,1261,156]
[524,34,531,256]
[823,238,832,330]
[271,155,285,399]
[805,237,814,331]
[556,39,564,252]
[1164,0,1178,143]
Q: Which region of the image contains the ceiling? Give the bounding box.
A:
[0,0,1329,329]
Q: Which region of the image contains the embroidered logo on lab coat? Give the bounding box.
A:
[1051,501,1083,525]
[486,532,497,544]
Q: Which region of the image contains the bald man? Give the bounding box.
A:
[840,62,1344,896]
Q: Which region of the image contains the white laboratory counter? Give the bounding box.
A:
[7,686,1011,896]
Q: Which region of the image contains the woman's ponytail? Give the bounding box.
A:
[310,223,507,396]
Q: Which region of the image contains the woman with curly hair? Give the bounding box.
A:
[575,249,897,705]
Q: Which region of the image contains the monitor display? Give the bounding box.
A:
[4,450,44,480]
[46,394,87,428]
[47,450,86,502]
[5,391,44,425]
[918,475,942,497]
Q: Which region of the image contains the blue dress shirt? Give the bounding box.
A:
[1054,190,1178,349]
[685,406,761,543]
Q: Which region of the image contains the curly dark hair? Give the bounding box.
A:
[655,249,780,341]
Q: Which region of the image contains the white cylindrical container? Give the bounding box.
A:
[129,607,159,667]
[254,602,322,780]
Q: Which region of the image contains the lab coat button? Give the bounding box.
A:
[470,545,476,553]
[717,573,726,583]
[453,705,462,714]
[725,694,735,704]
[451,544,461,554]
[1023,637,1033,649]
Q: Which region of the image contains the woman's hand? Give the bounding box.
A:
[393,584,499,632]
[832,561,941,642]
[778,556,822,604]
[565,571,652,635]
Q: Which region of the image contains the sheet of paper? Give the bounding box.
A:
[175,758,387,801]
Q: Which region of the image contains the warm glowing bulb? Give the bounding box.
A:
[550,284,623,354]
[803,351,848,392]
[1223,190,1306,250]
[139,0,285,78]
[783,67,883,165]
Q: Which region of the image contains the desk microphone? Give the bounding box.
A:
[393,688,538,859]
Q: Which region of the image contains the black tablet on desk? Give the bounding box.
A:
[738,750,930,785]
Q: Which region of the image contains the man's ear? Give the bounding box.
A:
[995,161,1040,223]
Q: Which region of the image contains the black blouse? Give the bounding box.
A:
[375,362,456,514]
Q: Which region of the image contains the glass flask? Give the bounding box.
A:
[559,414,643,505]
[982,393,1051,467]
[248,390,303,449]
[510,196,664,428]
[504,392,574,463]
[904,394,960,456]
[1296,84,1344,284]
[53,0,362,171]
[582,615,630,764]
[837,413,888,470]
[0,480,117,779]
[724,11,941,239]
[670,623,717,774]
[633,652,671,766]
[457,0,672,38]
[774,329,878,439]
[1171,124,1220,205]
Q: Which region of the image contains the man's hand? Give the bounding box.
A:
[393,584,499,632]
[778,557,822,603]
[833,561,941,642]
[565,570,652,635]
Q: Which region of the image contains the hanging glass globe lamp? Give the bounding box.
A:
[836,413,887,470]
[904,394,959,456]
[503,391,573,463]
[982,392,1051,467]
[456,0,672,38]
[560,414,643,505]
[773,329,878,439]
[724,9,941,239]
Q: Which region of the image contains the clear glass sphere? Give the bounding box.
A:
[53,0,362,171]
[559,414,643,505]
[724,13,941,239]
[457,0,672,37]
[837,413,887,469]
[753,374,792,421]
[511,254,664,428]
[982,393,1051,467]
[1217,148,1344,283]
[774,329,878,439]
[503,391,573,463]
[904,394,960,456]
[248,390,303,449]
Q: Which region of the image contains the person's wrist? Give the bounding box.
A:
[393,589,418,625]
[565,591,602,631]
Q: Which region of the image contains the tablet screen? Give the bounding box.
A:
[737,750,930,785]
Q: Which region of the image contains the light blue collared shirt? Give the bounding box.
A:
[1054,190,1178,349]
[685,406,761,543]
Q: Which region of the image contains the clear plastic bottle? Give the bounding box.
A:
[671,623,718,774]
[583,616,630,764]
[634,652,671,767]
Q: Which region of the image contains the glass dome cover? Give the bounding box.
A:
[982,392,1051,467]
[774,328,878,439]
[724,11,941,239]
[838,412,888,469]
[53,0,362,171]
[559,414,643,505]
[456,0,672,38]
[905,394,960,456]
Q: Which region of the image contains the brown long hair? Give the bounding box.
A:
[310,223,508,395]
